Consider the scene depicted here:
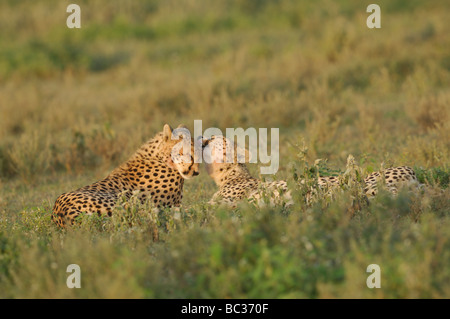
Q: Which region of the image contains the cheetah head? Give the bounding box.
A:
[201,135,251,178]
[161,124,200,179]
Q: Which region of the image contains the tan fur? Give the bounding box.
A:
[304,166,419,203]
[202,136,419,207]
[202,136,292,207]
[51,124,200,227]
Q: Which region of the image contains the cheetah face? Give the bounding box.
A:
[201,135,250,176]
[162,124,200,179]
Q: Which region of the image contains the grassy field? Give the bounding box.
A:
[0,0,449,298]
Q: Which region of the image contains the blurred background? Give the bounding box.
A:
[0,0,449,184]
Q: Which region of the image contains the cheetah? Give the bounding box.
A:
[363,166,419,196]
[302,164,420,204]
[202,135,292,207]
[202,136,419,207]
[52,124,200,227]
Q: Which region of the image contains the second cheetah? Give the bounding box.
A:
[202,135,419,207]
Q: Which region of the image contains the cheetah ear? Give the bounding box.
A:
[163,124,173,142]
[235,144,251,163]
[177,124,188,129]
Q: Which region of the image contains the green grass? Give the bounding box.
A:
[0,0,449,298]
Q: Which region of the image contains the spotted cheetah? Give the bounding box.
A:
[202,136,419,207]
[302,165,419,204]
[363,166,419,196]
[52,124,200,227]
[202,135,292,207]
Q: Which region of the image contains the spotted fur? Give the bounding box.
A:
[363,166,419,196]
[305,166,419,203]
[202,136,419,207]
[52,124,200,227]
[202,136,292,207]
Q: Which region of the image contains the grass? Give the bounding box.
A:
[0,0,449,298]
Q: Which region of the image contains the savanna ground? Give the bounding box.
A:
[0,0,449,298]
